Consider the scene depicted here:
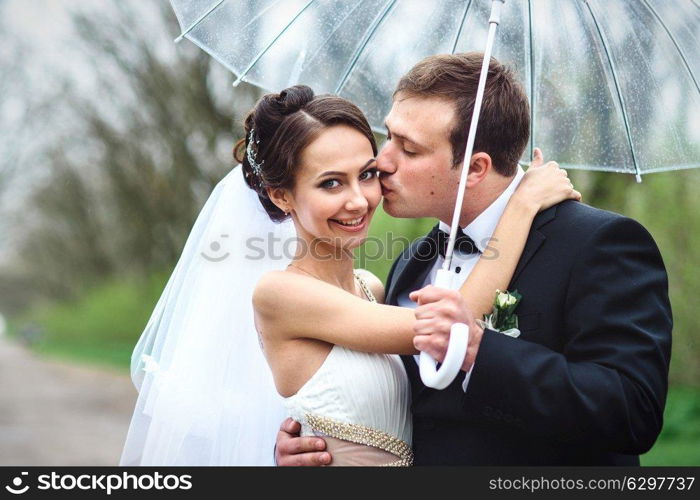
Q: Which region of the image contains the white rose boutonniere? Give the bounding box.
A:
[477,289,522,338]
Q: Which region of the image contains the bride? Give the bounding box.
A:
[120,85,578,466]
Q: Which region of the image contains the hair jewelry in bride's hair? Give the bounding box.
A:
[234,85,377,223]
[246,128,264,177]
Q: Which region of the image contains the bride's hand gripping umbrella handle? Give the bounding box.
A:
[418,269,469,390]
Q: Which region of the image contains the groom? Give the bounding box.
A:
[276,52,672,465]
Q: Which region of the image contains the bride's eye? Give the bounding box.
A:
[360,168,378,181]
[320,179,340,189]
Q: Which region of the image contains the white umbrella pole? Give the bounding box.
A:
[443,0,505,272]
[420,0,505,390]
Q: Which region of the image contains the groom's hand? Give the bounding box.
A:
[275,418,332,466]
[410,286,484,373]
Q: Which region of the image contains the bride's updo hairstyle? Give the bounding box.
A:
[234,85,377,222]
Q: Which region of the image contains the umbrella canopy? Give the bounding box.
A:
[169,0,700,179]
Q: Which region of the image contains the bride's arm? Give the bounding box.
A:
[254,271,417,354]
[458,161,581,318]
[255,159,580,356]
[458,197,536,318]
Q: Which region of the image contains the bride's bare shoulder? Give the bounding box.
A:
[253,270,295,303]
[253,270,324,315]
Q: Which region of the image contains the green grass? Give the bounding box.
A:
[355,204,437,281]
[642,386,700,465]
[10,272,169,371]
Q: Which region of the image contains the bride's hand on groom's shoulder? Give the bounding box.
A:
[410,286,484,373]
[274,418,332,467]
[515,147,582,213]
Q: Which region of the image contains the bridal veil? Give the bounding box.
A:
[120,166,295,465]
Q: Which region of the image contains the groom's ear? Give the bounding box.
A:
[466,152,493,188]
[267,187,292,214]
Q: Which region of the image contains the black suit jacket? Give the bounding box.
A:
[386,201,672,465]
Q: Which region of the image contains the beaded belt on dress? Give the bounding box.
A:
[306,413,413,466]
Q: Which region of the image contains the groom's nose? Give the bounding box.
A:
[376,145,397,175]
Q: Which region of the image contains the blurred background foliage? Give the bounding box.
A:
[0,1,697,465]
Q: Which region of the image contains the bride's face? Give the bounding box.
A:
[284,125,380,251]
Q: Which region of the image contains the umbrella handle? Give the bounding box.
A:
[418,269,470,390]
[419,323,469,390]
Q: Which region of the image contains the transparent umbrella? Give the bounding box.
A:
[170,0,700,181]
[168,0,700,388]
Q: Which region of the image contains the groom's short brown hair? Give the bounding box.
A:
[394,52,529,177]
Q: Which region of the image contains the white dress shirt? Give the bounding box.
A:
[397,167,525,391]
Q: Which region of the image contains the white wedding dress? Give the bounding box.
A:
[282,272,413,466]
[121,168,412,466]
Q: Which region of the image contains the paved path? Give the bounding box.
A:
[0,337,137,465]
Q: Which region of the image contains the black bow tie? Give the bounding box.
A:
[433,226,479,258]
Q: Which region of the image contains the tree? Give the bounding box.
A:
[0,0,261,310]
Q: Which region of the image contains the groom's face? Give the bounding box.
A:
[376,94,461,221]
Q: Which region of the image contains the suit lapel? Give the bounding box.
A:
[511,205,558,285]
[387,226,441,399]
[386,226,440,306]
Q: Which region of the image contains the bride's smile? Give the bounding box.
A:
[271,124,381,251]
[329,213,368,232]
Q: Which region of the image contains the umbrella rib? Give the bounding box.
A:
[640,0,700,96]
[562,163,699,174]
[241,0,287,31]
[527,0,535,161]
[583,1,642,182]
[450,0,473,54]
[241,0,282,31]
[305,1,367,67]
[639,163,700,174]
[233,0,317,87]
[334,0,398,94]
[174,0,227,43]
